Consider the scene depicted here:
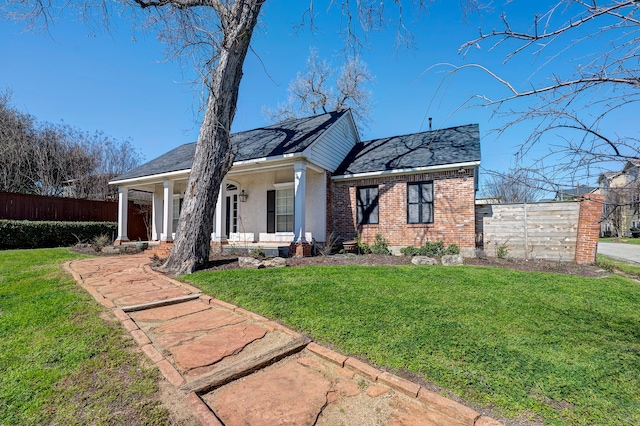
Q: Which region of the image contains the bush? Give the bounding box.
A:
[401,240,460,257]
[92,234,111,252]
[355,233,370,254]
[250,247,266,258]
[0,220,117,249]
[370,234,391,255]
[444,244,460,255]
[400,246,420,256]
[497,244,509,259]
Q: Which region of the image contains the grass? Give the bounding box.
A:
[0,248,172,425]
[599,237,640,245]
[597,254,640,279]
[183,265,640,425]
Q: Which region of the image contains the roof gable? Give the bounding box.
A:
[334,124,481,176]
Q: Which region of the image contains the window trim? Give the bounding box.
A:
[356,185,379,225]
[407,181,434,224]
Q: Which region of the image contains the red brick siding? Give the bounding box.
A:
[575,194,604,264]
[331,170,476,248]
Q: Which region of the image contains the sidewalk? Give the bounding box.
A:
[65,254,502,426]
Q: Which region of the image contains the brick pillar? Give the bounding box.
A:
[575,194,604,264]
[289,241,312,257]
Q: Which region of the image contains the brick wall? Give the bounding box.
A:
[575,194,604,264]
[331,169,476,248]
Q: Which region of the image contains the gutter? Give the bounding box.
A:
[331,161,481,181]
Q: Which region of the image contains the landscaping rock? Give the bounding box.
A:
[263,257,287,268]
[460,247,476,258]
[238,256,264,269]
[101,246,121,255]
[411,256,437,265]
[441,254,463,266]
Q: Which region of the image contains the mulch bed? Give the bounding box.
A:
[70,244,607,278]
[197,253,608,278]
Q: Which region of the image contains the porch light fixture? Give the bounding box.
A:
[239,189,248,202]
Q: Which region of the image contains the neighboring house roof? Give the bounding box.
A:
[554,185,597,199]
[333,124,481,177]
[112,110,347,182]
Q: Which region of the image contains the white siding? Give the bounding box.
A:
[304,112,359,172]
[231,168,327,242]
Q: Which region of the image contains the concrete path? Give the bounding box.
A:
[65,254,502,426]
[598,242,640,265]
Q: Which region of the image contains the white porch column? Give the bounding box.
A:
[151,186,163,241]
[161,180,174,241]
[293,161,307,243]
[116,186,129,243]
[213,182,226,242]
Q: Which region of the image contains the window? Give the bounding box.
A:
[172,197,183,231]
[276,188,294,232]
[407,182,434,224]
[357,186,379,225]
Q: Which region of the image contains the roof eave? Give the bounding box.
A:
[331,161,481,181]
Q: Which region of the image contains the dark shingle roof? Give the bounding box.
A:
[334,124,481,176]
[112,111,346,182]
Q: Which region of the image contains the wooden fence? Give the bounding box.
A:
[476,201,581,261]
[0,191,149,241]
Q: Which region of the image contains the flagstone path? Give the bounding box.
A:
[65,253,503,426]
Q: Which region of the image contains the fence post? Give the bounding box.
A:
[575,194,604,264]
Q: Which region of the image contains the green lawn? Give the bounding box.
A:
[597,254,640,279]
[183,265,640,425]
[599,237,640,245]
[0,248,172,425]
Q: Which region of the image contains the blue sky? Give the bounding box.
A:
[1,1,634,188]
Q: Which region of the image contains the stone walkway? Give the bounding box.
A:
[65,254,502,426]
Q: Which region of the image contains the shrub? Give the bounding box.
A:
[250,247,266,258]
[355,233,370,254]
[370,234,391,255]
[401,240,460,257]
[0,220,117,250]
[92,234,111,252]
[400,246,420,256]
[497,244,509,259]
[444,244,460,255]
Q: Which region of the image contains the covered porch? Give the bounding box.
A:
[113,159,328,256]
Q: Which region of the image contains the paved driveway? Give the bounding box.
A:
[598,242,640,265]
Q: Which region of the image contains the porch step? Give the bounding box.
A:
[147,242,174,259]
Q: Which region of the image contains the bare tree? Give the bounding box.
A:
[482,167,543,203]
[0,90,37,194]
[264,48,374,129]
[0,90,141,199]
[433,1,640,186]
[4,1,427,274]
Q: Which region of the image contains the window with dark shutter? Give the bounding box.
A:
[407,182,434,224]
[356,186,379,225]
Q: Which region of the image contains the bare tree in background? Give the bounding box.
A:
[264,48,374,130]
[482,168,543,203]
[4,0,428,274]
[0,90,141,199]
[435,1,640,186]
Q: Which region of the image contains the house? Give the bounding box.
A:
[597,159,640,237]
[553,185,597,202]
[109,110,481,255]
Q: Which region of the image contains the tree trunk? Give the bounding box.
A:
[162,0,264,275]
